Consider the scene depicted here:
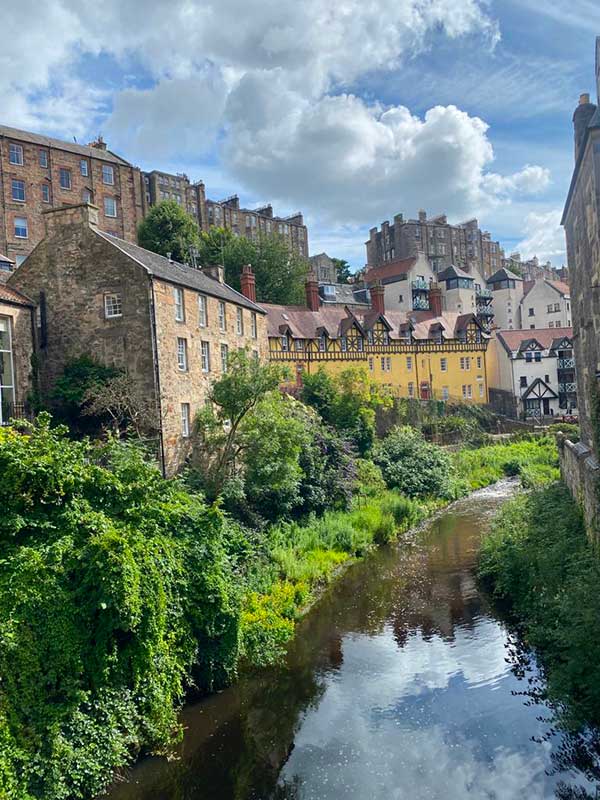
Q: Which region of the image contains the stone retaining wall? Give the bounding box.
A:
[559,438,600,542]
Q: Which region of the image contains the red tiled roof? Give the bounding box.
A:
[546,279,570,296]
[0,284,34,307]
[364,257,417,284]
[496,327,573,352]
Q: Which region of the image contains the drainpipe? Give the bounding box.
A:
[149,278,166,477]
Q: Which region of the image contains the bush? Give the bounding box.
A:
[373,426,453,499]
[547,422,580,443]
[0,417,240,800]
[453,436,558,490]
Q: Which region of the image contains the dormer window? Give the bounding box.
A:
[280,334,289,351]
[319,334,327,352]
[340,336,348,352]
[367,330,374,345]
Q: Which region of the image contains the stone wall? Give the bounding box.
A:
[559,439,600,542]
[0,298,34,409]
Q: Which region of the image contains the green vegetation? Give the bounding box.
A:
[373,426,454,498]
[196,226,309,305]
[452,435,559,491]
[137,199,200,263]
[480,483,600,730]
[546,421,580,443]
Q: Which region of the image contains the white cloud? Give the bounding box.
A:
[482,165,551,198]
[516,210,567,265]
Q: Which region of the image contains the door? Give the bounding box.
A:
[542,398,550,416]
[420,382,430,400]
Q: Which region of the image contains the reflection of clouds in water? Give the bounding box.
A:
[280,618,563,799]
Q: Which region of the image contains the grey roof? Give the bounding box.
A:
[0,124,131,166]
[318,282,370,306]
[437,264,473,282]
[487,267,523,283]
[95,230,265,314]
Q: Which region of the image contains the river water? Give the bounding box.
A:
[108,481,596,800]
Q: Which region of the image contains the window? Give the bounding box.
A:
[201,341,210,373]
[340,337,347,352]
[520,376,527,388]
[385,356,391,371]
[408,382,415,397]
[80,160,88,176]
[251,312,257,339]
[59,168,71,189]
[218,301,226,332]
[220,343,228,372]
[528,307,534,317]
[198,295,208,327]
[281,334,289,351]
[442,386,449,401]
[174,287,185,321]
[9,144,23,165]
[530,324,535,329]
[398,294,404,303]
[545,374,550,383]
[294,339,304,351]
[549,321,554,328]
[104,293,122,318]
[534,352,541,363]
[479,384,484,398]
[525,351,533,362]
[460,356,471,370]
[102,165,114,185]
[82,189,92,204]
[177,337,188,371]
[14,217,27,238]
[406,356,412,371]
[547,304,553,314]
[357,337,364,352]
[0,317,15,423]
[476,356,482,369]
[181,403,190,438]
[39,150,48,168]
[104,197,117,217]
[318,333,327,352]
[42,184,51,203]
[467,385,473,399]
[440,357,448,372]
[554,303,560,312]
[236,307,244,335]
[11,180,25,202]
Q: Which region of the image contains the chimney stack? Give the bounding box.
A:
[370,281,385,315]
[204,264,225,283]
[418,209,427,223]
[43,202,99,235]
[573,93,597,161]
[429,282,443,316]
[240,264,256,302]
[305,271,320,312]
[89,135,107,151]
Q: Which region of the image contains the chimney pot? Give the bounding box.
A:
[370,281,385,315]
[240,264,256,302]
[305,271,320,312]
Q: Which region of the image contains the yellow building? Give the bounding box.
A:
[262,280,490,403]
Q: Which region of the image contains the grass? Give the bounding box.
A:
[453,435,559,490]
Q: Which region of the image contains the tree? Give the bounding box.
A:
[373,425,452,498]
[52,355,120,432]
[138,200,200,263]
[82,373,159,438]
[332,257,353,283]
[196,228,309,305]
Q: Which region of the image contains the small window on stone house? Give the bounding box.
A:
[104,293,122,318]
[59,168,71,190]
[218,301,226,332]
[174,287,185,322]
[181,403,191,438]
[177,337,188,371]
[236,307,244,335]
[102,165,115,185]
[251,312,257,339]
[9,143,23,165]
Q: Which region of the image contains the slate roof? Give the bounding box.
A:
[95,230,266,314]
[318,283,370,306]
[0,284,34,307]
[437,264,473,282]
[263,304,485,341]
[487,267,523,283]
[0,252,15,265]
[0,124,131,166]
[364,257,418,285]
[496,327,573,353]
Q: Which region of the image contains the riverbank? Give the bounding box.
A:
[479,483,600,741]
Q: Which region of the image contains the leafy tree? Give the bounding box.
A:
[138,199,200,263]
[332,257,353,283]
[373,425,452,499]
[82,372,159,438]
[300,367,391,455]
[52,355,120,431]
[196,228,309,305]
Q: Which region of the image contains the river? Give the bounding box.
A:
[107,481,597,800]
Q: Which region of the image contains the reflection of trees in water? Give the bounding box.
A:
[505,633,600,800]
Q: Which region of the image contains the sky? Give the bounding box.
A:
[2,1,599,269]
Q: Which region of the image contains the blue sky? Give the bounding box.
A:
[3,0,599,267]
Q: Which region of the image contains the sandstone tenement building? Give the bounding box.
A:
[365,210,504,278]
[0,125,144,267]
[560,39,600,536]
[8,203,268,475]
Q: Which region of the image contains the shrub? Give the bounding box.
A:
[547,422,580,443]
[373,426,452,499]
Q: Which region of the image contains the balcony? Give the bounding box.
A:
[557,357,575,369]
[558,382,578,394]
[412,296,430,311]
[476,287,493,299]
[477,307,494,317]
[411,279,430,291]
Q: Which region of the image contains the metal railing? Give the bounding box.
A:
[557,357,575,369]
[412,296,430,310]
[0,401,33,426]
[411,279,430,291]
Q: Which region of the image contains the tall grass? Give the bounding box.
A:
[453,435,559,490]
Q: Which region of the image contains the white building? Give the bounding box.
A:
[520,279,571,330]
[364,253,435,313]
[488,327,577,420]
[486,267,524,330]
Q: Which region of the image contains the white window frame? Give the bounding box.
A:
[181,403,191,438]
[201,341,210,373]
[80,159,89,177]
[102,164,115,185]
[104,293,122,318]
[59,168,71,190]
[177,337,188,371]
[218,301,226,332]
[104,197,117,218]
[220,343,228,372]
[406,356,412,371]
[198,294,208,327]
[42,184,51,203]
[442,386,449,401]
[236,307,244,335]
[11,179,25,202]
[251,312,257,339]
[440,357,447,372]
[39,150,48,168]
[14,217,28,238]
[408,382,415,397]
[0,316,16,425]
[174,287,185,322]
[9,143,23,166]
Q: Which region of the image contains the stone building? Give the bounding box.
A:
[0,124,144,269]
[142,170,207,230]
[487,328,576,420]
[8,203,267,475]
[559,39,600,536]
[264,275,490,404]
[309,253,337,283]
[0,283,35,424]
[365,210,503,278]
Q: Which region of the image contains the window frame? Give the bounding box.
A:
[80,159,89,177]
[14,216,28,239]
[198,294,208,327]
[251,312,257,339]
[104,196,117,218]
[220,342,229,372]
[236,306,244,335]
[39,150,48,168]
[41,184,51,203]
[9,143,23,166]
[200,340,211,373]
[11,179,25,202]
[218,301,226,332]
[102,164,115,185]
[59,168,72,190]
[173,286,185,322]
[177,337,188,371]
[181,403,191,438]
[104,293,123,319]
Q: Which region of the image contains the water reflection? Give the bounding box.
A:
[107,483,597,800]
